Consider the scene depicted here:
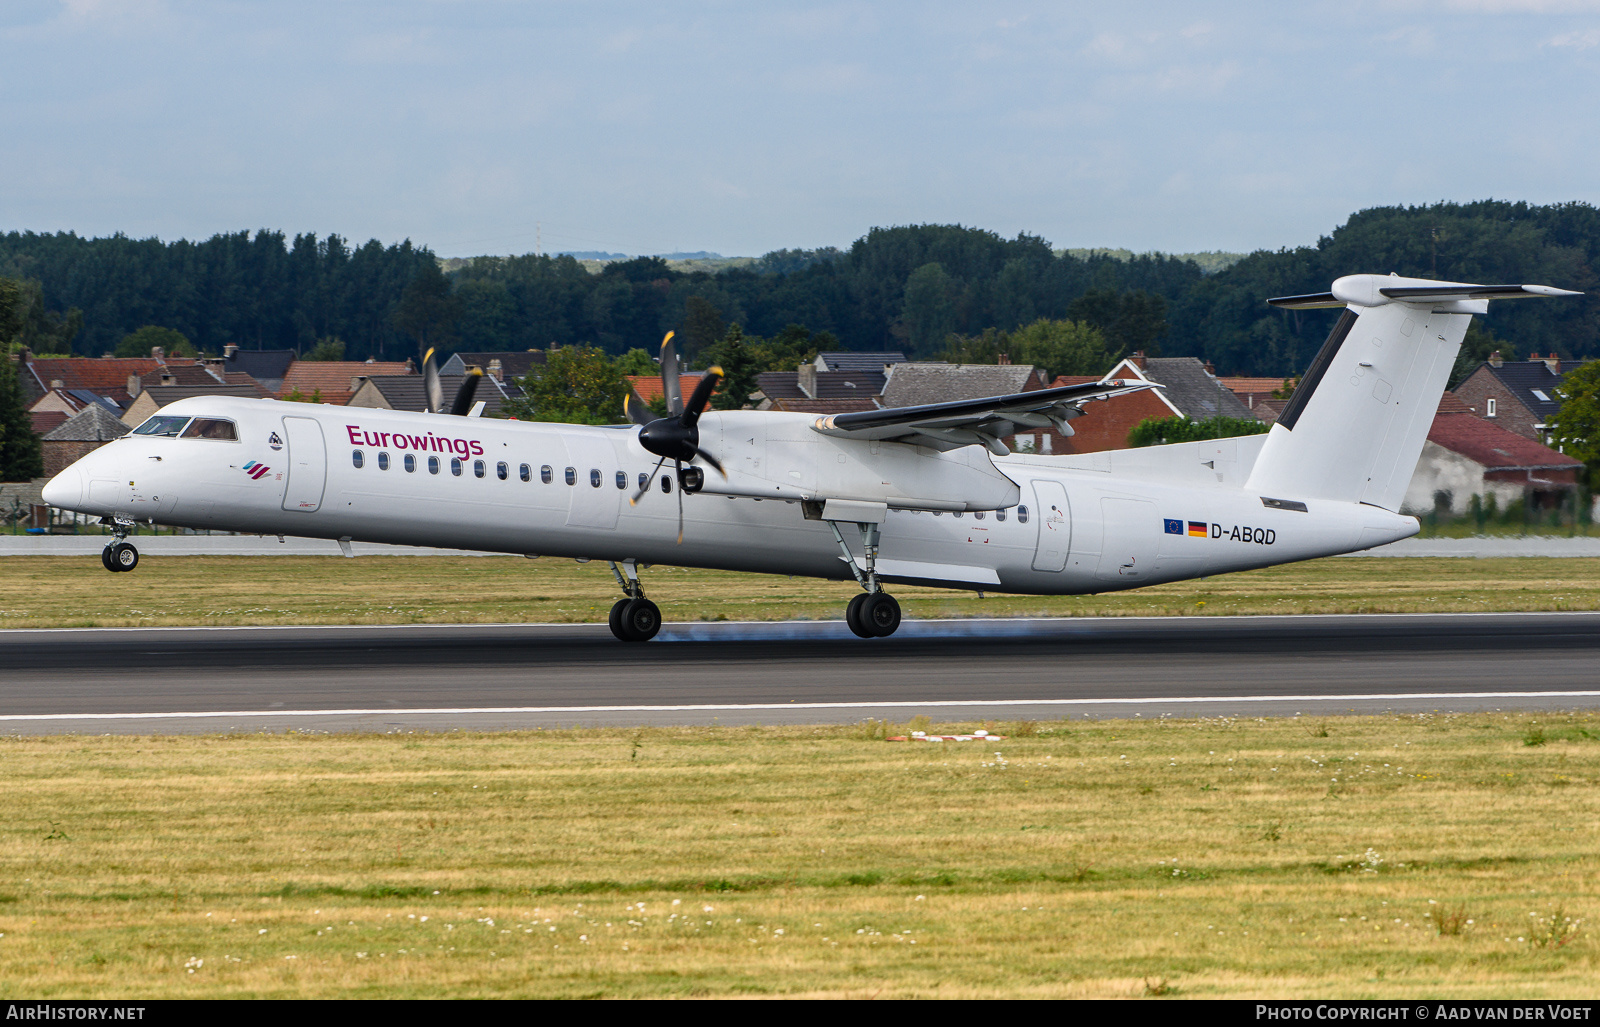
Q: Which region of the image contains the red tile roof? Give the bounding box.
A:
[1218,376,1288,394]
[1428,411,1580,470]
[24,357,161,393]
[627,373,705,403]
[278,361,413,404]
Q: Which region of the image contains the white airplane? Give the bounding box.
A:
[41,274,1579,641]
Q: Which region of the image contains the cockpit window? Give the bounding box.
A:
[179,418,238,441]
[131,415,191,437]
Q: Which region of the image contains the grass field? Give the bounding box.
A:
[0,714,1595,998]
[5,555,1600,629]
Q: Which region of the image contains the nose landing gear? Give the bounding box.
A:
[101,518,139,572]
[606,559,661,641]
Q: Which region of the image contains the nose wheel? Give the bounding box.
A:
[102,542,139,572]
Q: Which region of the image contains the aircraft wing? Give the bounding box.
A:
[808,378,1160,455]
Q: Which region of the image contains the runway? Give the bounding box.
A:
[4,612,1600,734]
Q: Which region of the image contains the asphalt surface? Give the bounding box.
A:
[3,613,1600,734]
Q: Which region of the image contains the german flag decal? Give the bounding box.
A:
[1188,520,1207,537]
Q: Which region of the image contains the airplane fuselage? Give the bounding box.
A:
[44,396,1418,596]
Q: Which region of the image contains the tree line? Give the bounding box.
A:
[4,201,1600,378]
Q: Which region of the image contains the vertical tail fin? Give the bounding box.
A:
[1245,275,1580,512]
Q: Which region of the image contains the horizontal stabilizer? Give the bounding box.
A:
[1270,276,1581,310]
[810,378,1159,455]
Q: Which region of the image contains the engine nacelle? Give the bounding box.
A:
[697,411,1020,511]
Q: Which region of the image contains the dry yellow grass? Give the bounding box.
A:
[4,555,1600,628]
[0,714,1595,997]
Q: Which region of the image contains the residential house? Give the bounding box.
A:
[121,385,278,427]
[1217,376,1291,423]
[221,345,297,394]
[1453,351,1567,444]
[440,351,545,384]
[1405,392,1581,515]
[277,359,414,405]
[348,373,520,417]
[41,404,129,477]
[627,373,707,411]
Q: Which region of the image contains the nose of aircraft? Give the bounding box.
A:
[41,467,84,511]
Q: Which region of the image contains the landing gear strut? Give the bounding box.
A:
[606,559,661,642]
[827,518,901,638]
[101,518,138,573]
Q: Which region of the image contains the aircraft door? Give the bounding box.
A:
[280,416,327,513]
[1029,480,1071,572]
[1096,497,1156,581]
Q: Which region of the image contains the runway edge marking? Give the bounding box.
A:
[6,691,1600,722]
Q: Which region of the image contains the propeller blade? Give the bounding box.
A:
[624,389,655,426]
[690,445,726,477]
[449,366,484,416]
[659,331,683,418]
[422,347,443,415]
[674,458,684,544]
[630,455,668,506]
[681,366,722,427]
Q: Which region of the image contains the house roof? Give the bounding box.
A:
[812,370,886,398]
[42,403,130,443]
[441,351,546,380]
[816,351,905,374]
[880,363,1045,408]
[138,364,227,389]
[1115,357,1257,421]
[765,397,880,414]
[627,373,706,404]
[278,360,413,403]
[1477,360,1568,421]
[755,371,807,400]
[22,357,161,402]
[1428,411,1581,471]
[135,385,276,410]
[355,374,514,416]
[29,410,69,435]
[224,349,297,383]
[1218,376,1288,395]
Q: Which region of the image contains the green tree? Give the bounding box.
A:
[678,296,726,358]
[393,261,462,356]
[901,262,956,355]
[942,319,1111,380]
[504,346,628,425]
[1547,360,1600,473]
[1127,415,1268,448]
[1448,322,1517,389]
[614,347,657,376]
[0,355,44,482]
[1067,289,1166,357]
[749,323,827,373]
[3,279,81,355]
[304,335,346,361]
[115,325,194,358]
[700,325,761,410]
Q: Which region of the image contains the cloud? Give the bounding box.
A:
[1546,28,1600,47]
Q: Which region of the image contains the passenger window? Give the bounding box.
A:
[953,511,963,519]
[996,508,1007,522]
[661,475,672,493]
[451,457,464,476]
[589,468,602,488]
[180,418,238,441]
[1017,505,1030,524]
[352,450,364,468]
[615,470,627,490]
[404,453,416,473]
[638,472,649,490]
[974,510,985,520]
[541,465,553,484]
[474,459,486,478]
[428,455,440,475]
[131,415,190,437]
[497,461,508,481]
[520,463,531,482]
[378,451,390,471]
[564,466,576,486]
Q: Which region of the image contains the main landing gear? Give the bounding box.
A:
[101,518,138,573]
[606,559,661,642]
[827,517,901,639]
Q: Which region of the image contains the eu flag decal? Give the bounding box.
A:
[1164,518,1182,535]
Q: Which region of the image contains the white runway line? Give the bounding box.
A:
[6,690,1600,722]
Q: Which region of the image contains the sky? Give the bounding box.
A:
[3,0,1599,258]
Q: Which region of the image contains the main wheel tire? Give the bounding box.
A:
[608,598,633,641]
[621,597,662,642]
[102,546,117,572]
[862,592,901,637]
[845,593,874,638]
[110,542,138,572]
